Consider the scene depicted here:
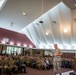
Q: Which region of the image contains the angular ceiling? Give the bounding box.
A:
[21,2,76,51]
[0,0,76,51]
[0,0,62,31]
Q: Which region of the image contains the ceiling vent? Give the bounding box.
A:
[52,21,56,24]
[39,21,43,23]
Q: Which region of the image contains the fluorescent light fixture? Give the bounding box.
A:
[0,0,7,11]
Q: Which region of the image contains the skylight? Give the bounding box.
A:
[0,0,7,10]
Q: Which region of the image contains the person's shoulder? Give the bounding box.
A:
[58,48,62,51]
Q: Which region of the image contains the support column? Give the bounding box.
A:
[30,48,33,56]
[22,48,25,55]
[0,44,2,53]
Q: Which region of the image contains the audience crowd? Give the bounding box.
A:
[0,54,74,75]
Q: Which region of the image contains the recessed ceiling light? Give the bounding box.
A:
[22,11,26,16]
[29,45,32,48]
[64,29,67,33]
[10,42,14,45]
[46,32,48,35]
[24,44,27,47]
[17,43,21,46]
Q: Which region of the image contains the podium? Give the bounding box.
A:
[74,58,76,72]
[69,58,76,75]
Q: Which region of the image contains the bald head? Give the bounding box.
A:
[54,44,58,49]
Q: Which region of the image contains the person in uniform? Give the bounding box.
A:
[17,57,27,73]
[0,56,3,75]
[53,44,62,75]
[3,57,9,75]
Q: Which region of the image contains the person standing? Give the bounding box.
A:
[53,44,62,75]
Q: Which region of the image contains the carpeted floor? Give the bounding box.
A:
[14,67,73,75]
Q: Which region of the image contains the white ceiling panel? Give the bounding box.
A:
[26,24,40,46]
[1,0,76,51]
[58,2,72,45]
[41,13,54,44]
[48,4,62,44]
[72,9,76,45]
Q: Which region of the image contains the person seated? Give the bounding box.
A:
[45,58,50,69]
[3,57,9,75]
[8,57,18,74]
[0,56,3,75]
[30,57,36,68]
[41,58,47,70]
[36,57,42,70]
[17,57,27,73]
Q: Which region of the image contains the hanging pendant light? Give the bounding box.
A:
[39,0,44,23]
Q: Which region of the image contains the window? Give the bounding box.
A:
[2,46,22,55]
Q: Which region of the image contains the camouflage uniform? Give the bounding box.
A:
[36,58,42,70]
[3,57,9,75]
[0,58,3,75]
[9,58,18,73]
[53,48,62,75]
